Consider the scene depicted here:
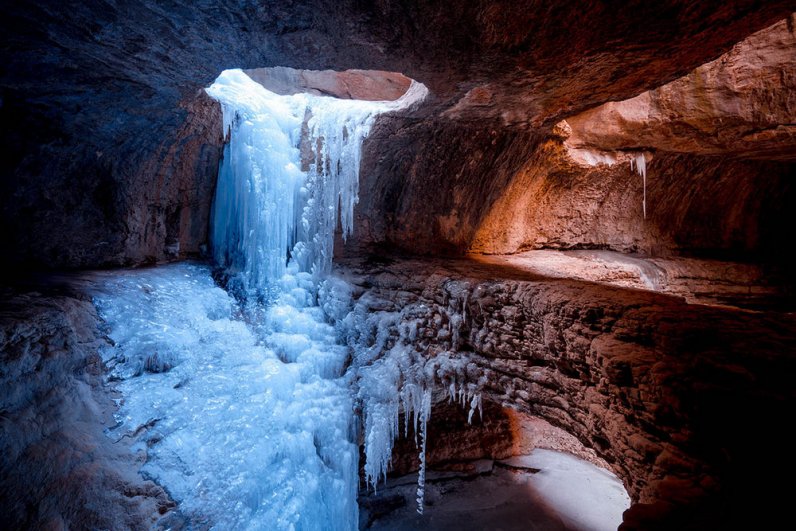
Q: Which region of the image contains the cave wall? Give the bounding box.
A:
[351,120,795,261]
[348,14,796,262]
[1,4,794,528]
[336,256,796,529]
[565,14,796,160]
[2,0,794,269]
[118,92,224,266]
[351,116,542,255]
[468,142,795,259]
[0,90,223,268]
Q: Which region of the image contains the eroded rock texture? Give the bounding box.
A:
[1,1,793,268]
[335,256,796,529]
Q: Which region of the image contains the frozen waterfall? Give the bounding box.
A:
[206,69,427,301]
[90,69,428,530]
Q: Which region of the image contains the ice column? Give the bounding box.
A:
[415,388,432,515]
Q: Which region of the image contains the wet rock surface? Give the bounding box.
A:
[335,255,796,529]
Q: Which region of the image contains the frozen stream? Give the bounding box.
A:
[91,262,356,529]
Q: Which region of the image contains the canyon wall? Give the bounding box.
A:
[2,1,794,268]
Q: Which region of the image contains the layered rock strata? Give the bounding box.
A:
[334,256,796,529]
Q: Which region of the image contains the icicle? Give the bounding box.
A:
[467,392,482,425]
[630,153,647,219]
[356,336,487,514]
[416,388,432,515]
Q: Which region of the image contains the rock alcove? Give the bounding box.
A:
[1,2,795,530]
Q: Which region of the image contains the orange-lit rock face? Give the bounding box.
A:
[468,139,663,255]
[352,108,794,261]
[563,14,796,160]
[456,15,796,259]
[466,136,794,259]
[244,67,412,101]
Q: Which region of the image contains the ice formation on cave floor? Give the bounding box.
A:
[90,262,357,530]
[89,67,631,528]
[206,68,468,514]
